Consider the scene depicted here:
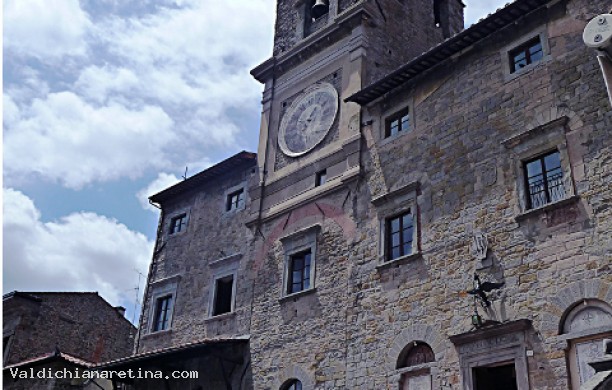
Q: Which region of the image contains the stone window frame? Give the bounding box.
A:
[449,319,532,390]
[279,224,320,299]
[207,254,241,319]
[371,181,421,268]
[502,116,578,219]
[501,27,551,82]
[165,208,190,239]
[147,276,180,334]
[223,182,247,215]
[378,97,416,146]
[559,299,612,390]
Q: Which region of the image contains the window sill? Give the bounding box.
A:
[205,311,236,322]
[279,288,317,303]
[376,252,422,271]
[515,195,580,222]
[142,329,172,339]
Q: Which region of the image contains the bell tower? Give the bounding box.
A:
[249,0,464,224]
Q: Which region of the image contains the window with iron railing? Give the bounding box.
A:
[524,151,566,209]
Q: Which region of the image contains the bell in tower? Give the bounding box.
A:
[311,0,329,19]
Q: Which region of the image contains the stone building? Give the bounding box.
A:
[105,0,612,389]
[3,291,136,389]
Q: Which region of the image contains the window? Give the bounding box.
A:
[561,299,612,389]
[524,150,565,209]
[385,107,410,138]
[153,295,173,332]
[280,225,319,298]
[386,210,414,261]
[170,214,187,234]
[397,342,435,390]
[281,379,303,390]
[3,335,11,363]
[212,275,234,316]
[287,250,312,294]
[226,189,245,212]
[509,37,543,73]
[315,169,327,187]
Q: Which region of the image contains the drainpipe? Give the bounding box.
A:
[583,13,612,107]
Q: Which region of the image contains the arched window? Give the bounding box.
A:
[281,379,302,390]
[397,342,435,369]
[397,342,435,390]
[561,299,612,389]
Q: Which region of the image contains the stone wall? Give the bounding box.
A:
[3,293,135,365]
[136,165,257,353]
[248,0,612,389]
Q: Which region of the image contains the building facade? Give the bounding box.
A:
[111,0,612,389]
[3,291,136,389]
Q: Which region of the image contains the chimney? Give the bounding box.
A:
[115,306,126,317]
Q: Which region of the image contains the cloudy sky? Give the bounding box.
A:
[3,0,508,323]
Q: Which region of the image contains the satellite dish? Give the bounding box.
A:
[583,14,612,54]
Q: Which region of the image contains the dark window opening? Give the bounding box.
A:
[226,188,245,211]
[213,275,234,316]
[153,295,173,332]
[386,210,414,261]
[473,362,518,390]
[509,37,543,73]
[433,0,442,27]
[287,250,312,294]
[281,379,303,390]
[524,150,565,209]
[385,107,410,138]
[315,169,327,187]
[170,214,187,234]
[3,336,10,359]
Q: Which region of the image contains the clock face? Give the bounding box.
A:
[278,82,339,157]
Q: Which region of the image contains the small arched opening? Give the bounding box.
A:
[397,341,435,390]
[560,299,612,389]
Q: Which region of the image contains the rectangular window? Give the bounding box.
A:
[509,37,543,73]
[212,275,234,316]
[524,150,565,209]
[226,189,245,212]
[315,169,327,187]
[287,250,312,294]
[386,210,414,261]
[385,108,410,138]
[170,214,187,234]
[153,295,173,332]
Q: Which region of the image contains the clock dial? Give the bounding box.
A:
[278,82,339,157]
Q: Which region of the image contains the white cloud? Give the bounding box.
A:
[4,0,274,189]
[4,0,92,59]
[464,0,506,26]
[137,172,180,212]
[3,188,153,308]
[4,92,175,189]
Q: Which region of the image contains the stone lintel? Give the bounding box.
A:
[449,319,532,346]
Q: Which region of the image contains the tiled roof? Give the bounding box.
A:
[97,336,249,369]
[3,352,94,370]
[346,0,552,105]
[149,151,257,204]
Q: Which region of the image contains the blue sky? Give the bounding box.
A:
[3,0,509,323]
